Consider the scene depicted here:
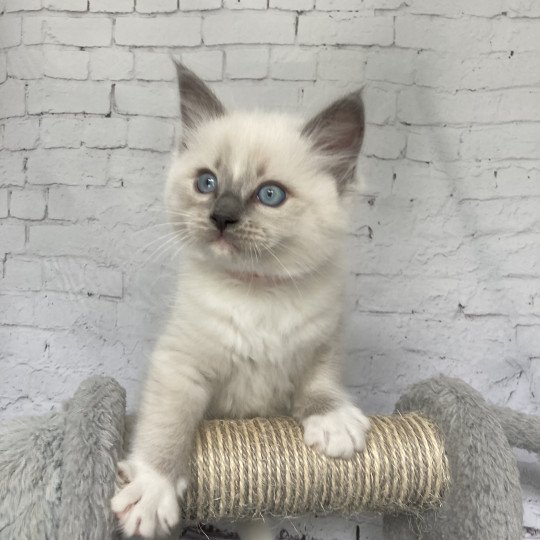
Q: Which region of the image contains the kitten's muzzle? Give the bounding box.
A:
[210,192,243,233]
[210,213,238,232]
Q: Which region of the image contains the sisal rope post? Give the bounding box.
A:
[181,414,449,523]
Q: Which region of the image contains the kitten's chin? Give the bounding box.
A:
[209,236,238,256]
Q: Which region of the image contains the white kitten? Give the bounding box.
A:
[112,62,370,540]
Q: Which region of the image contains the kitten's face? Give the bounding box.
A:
[165,63,364,280]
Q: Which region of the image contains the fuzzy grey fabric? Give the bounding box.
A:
[0,375,536,540]
[383,376,526,540]
[0,377,125,540]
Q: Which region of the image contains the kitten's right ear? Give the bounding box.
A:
[174,59,225,143]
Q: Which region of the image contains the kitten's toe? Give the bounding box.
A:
[302,405,371,459]
[111,459,180,538]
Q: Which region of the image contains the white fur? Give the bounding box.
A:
[112,460,183,538]
[113,85,368,539]
[303,405,370,459]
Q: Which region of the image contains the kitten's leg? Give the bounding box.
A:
[293,351,370,459]
[111,350,210,538]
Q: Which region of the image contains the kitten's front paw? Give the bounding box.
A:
[302,405,371,459]
[111,459,185,538]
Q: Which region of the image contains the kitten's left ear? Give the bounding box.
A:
[302,91,365,193]
[174,59,225,143]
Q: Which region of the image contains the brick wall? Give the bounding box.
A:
[0,1,539,537]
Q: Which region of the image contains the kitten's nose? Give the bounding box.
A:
[210,192,243,233]
[210,213,238,232]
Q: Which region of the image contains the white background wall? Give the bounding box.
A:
[0,0,539,538]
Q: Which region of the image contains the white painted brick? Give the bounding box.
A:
[270,0,313,7]
[43,17,112,47]
[43,48,89,80]
[6,47,44,79]
[115,83,178,117]
[0,79,25,118]
[224,0,266,8]
[211,80,300,111]
[83,117,128,149]
[398,87,540,125]
[455,166,540,199]
[461,124,540,160]
[406,0,506,17]
[0,16,22,47]
[40,117,83,148]
[90,48,133,80]
[4,118,39,150]
[27,80,111,114]
[301,79,366,114]
[43,258,123,297]
[269,47,316,81]
[43,0,86,10]
[226,47,268,79]
[415,51,540,90]
[127,117,174,151]
[182,50,223,81]
[33,292,116,330]
[318,49,366,81]
[0,222,25,252]
[115,15,201,46]
[517,326,540,357]
[108,148,169,187]
[5,0,41,11]
[395,15,492,53]
[0,189,8,217]
[462,279,540,318]
[136,0,176,12]
[507,0,540,17]
[391,161,454,200]
[363,85,396,125]
[356,156,394,197]
[366,48,416,85]
[22,16,42,45]
[26,149,109,186]
[3,258,42,290]
[406,127,462,162]
[9,189,47,220]
[0,53,6,83]
[0,294,34,325]
[298,13,393,46]
[203,11,295,45]
[363,125,405,160]
[0,151,25,186]
[179,0,220,9]
[459,198,540,236]
[28,224,96,258]
[491,18,540,52]
[316,0,366,8]
[134,51,176,81]
[90,0,134,12]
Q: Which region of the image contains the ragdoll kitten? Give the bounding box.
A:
[112,62,370,540]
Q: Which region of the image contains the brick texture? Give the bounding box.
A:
[0,3,539,537]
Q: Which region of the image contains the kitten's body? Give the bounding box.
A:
[112,65,369,540]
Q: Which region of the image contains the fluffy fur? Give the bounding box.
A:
[111,62,369,539]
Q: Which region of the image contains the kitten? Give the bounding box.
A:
[111,62,370,540]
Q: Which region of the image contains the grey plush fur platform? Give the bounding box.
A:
[0,375,537,540]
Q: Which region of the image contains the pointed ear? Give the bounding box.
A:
[174,59,225,143]
[302,91,365,193]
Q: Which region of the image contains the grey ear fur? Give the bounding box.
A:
[302,91,365,192]
[174,59,225,143]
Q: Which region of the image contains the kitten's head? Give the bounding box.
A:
[165,62,364,280]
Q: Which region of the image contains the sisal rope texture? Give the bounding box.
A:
[181,414,449,523]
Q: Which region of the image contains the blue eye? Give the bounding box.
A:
[196,171,217,193]
[257,184,286,207]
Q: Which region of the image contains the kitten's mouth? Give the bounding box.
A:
[210,233,239,254]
